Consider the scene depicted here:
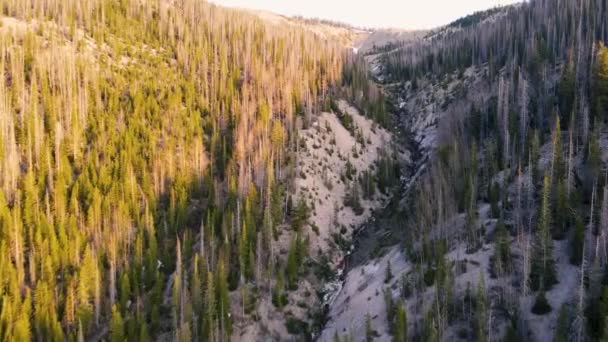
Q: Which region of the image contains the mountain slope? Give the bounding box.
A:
[322,0,608,341]
[0,1,363,341]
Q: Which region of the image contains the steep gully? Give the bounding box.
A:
[316,80,428,339]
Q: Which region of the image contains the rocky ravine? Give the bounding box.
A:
[233,99,405,341]
[320,52,590,342]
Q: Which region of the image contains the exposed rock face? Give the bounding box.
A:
[295,100,394,263]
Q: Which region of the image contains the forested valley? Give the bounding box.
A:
[3,0,608,341]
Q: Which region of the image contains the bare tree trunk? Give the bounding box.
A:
[519,68,529,153]
[574,226,587,341]
[522,233,531,298]
[200,219,205,258]
[94,249,101,327]
[567,127,574,196]
[599,186,608,264]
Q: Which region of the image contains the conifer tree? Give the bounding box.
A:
[385,260,393,284]
[215,259,231,338]
[202,271,216,342]
[365,313,374,342]
[109,305,125,342]
[531,291,552,315]
[239,222,250,281]
[493,217,512,276]
[474,274,487,342]
[64,280,76,330]
[272,270,287,308]
[191,254,203,327]
[292,198,309,231]
[530,174,557,291]
[139,321,150,342]
[286,237,300,290]
[423,309,439,342]
[553,179,569,240]
[465,174,479,251]
[393,303,407,342]
[551,116,564,182]
[13,293,32,342]
[571,215,586,265]
[554,305,569,342]
[119,273,131,313]
[593,44,608,121]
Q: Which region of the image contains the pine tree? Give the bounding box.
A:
[474,274,487,342]
[34,280,64,341]
[465,174,479,252]
[14,293,32,342]
[119,273,131,313]
[531,291,552,315]
[384,288,396,325]
[571,214,586,265]
[593,43,608,121]
[172,239,183,333]
[423,309,439,342]
[271,184,283,237]
[202,271,216,341]
[191,254,203,329]
[385,260,393,284]
[77,246,97,328]
[401,273,411,299]
[551,116,564,182]
[393,303,407,342]
[292,198,309,231]
[139,321,150,342]
[239,222,250,281]
[365,313,374,342]
[558,66,575,123]
[554,304,569,342]
[552,179,569,240]
[530,174,557,291]
[215,259,231,338]
[493,217,511,276]
[64,280,76,330]
[272,271,287,308]
[344,181,364,215]
[286,237,299,290]
[109,305,125,342]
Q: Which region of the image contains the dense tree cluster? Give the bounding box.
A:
[0,0,350,340]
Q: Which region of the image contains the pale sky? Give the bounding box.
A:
[209,0,522,30]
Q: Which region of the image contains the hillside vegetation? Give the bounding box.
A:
[330,0,608,341]
[0,0,396,341]
[7,0,608,341]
